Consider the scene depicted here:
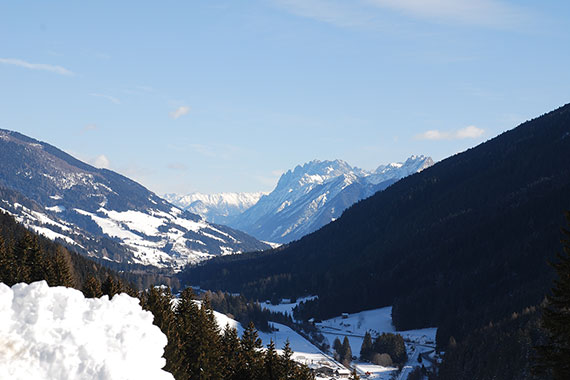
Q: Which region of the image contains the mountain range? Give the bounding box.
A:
[230,156,433,243]
[167,156,433,244]
[0,129,270,271]
[162,192,266,225]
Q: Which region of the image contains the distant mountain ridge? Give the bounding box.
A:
[0,129,270,271]
[163,192,266,225]
[229,155,433,243]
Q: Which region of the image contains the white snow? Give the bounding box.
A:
[315,306,437,379]
[261,296,318,316]
[29,225,80,247]
[0,281,173,380]
[100,209,165,236]
[46,205,66,213]
[317,306,437,351]
[30,210,71,231]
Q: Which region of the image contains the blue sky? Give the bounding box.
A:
[1,1,569,194]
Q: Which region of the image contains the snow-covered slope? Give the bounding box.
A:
[0,129,270,270]
[163,192,265,224]
[229,156,433,243]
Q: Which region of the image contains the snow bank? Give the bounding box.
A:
[0,281,174,380]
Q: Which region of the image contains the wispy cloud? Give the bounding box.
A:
[0,58,74,76]
[89,93,121,105]
[415,125,484,140]
[365,0,529,28]
[170,106,190,119]
[82,124,98,133]
[273,0,530,30]
[167,162,188,171]
[89,154,110,169]
[272,0,374,28]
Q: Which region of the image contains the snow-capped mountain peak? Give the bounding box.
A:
[163,192,266,225]
[229,155,434,243]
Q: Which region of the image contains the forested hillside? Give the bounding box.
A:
[181,103,570,351]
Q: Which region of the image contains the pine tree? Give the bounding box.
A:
[333,337,343,360]
[175,287,201,380]
[238,321,263,380]
[83,275,103,298]
[0,235,14,284]
[264,339,282,380]
[220,324,242,379]
[50,246,75,287]
[142,286,179,375]
[102,275,119,298]
[281,340,295,379]
[341,336,353,366]
[13,232,35,282]
[195,295,222,379]
[360,331,373,361]
[535,211,570,379]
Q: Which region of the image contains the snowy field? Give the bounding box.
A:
[317,306,437,348]
[316,307,437,379]
[260,295,318,316]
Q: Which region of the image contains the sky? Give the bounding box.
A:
[0,1,569,195]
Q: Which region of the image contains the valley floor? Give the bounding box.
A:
[258,302,438,379]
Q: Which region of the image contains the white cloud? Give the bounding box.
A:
[364,0,528,28]
[167,162,188,171]
[89,93,121,104]
[415,125,484,140]
[170,106,190,119]
[455,125,485,139]
[273,0,529,29]
[82,124,98,133]
[272,0,373,28]
[0,58,74,76]
[90,154,111,169]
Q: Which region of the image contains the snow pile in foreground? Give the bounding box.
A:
[0,281,173,380]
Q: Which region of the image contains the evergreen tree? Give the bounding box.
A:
[28,234,50,283]
[13,232,35,282]
[102,275,119,298]
[341,336,353,366]
[238,321,263,380]
[220,324,242,379]
[50,246,75,287]
[0,235,14,284]
[264,339,281,380]
[360,331,373,361]
[535,211,570,379]
[372,333,407,367]
[83,275,103,298]
[195,295,222,379]
[333,337,343,360]
[175,287,201,380]
[142,286,179,375]
[281,339,295,380]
